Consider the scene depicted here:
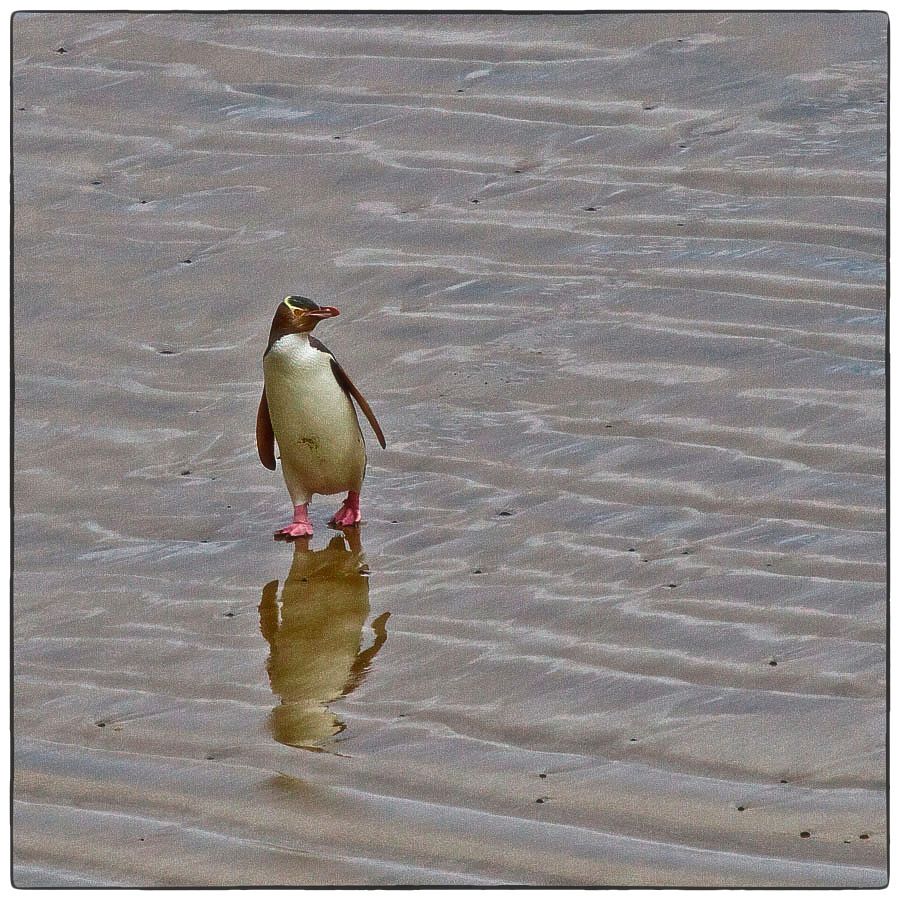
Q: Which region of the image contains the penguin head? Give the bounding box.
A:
[278,295,341,333]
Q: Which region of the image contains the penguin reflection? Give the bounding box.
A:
[259,531,389,750]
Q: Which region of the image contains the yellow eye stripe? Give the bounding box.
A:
[284,296,318,311]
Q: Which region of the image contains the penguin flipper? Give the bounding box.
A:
[332,359,387,449]
[310,337,387,449]
[256,388,277,470]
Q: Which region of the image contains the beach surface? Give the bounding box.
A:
[12,12,886,887]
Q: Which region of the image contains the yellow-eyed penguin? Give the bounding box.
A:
[256,295,385,538]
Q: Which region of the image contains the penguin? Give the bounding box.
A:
[256,295,385,538]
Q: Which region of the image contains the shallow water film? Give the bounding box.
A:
[12,12,886,887]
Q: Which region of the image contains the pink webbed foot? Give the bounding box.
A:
[329,491,361,529]
[275,504,313,539]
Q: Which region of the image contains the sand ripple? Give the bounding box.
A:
[13,11,885,887]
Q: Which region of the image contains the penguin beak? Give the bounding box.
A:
[302,306,340,320]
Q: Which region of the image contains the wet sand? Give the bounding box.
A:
[12,12,886,887]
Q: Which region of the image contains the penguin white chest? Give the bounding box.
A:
[263,335,366,498]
